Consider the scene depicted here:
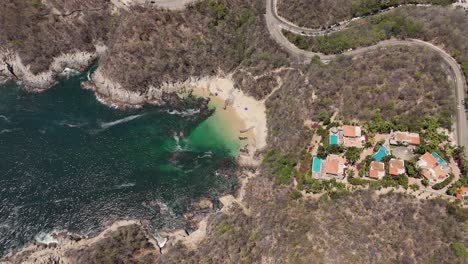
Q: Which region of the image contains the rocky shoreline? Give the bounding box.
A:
[0,45,106,91]
[0,171,257,263]
[0,50,265,263]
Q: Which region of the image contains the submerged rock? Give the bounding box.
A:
[193,198,214,210]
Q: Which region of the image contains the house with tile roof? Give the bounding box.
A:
[455,187,468,200]
[390,131,421,146]
[389,158,405,176]
[416,152,450,184]
[324,154,347,179]
[342,125,364,148]
[368,161,385,180]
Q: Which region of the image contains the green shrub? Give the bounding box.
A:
[450,243,468,258]
[345,147,362,165]
[290,189,303,200]
[263,150,297,185]
[432,174,455,190]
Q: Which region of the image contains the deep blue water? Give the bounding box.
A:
[0,71,238,254]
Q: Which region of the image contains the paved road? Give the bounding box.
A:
[265,0,468,156]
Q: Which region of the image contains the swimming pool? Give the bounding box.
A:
[431,151,447,166]
[373,146,390,161]
[312,157,323,173]
[330,134,339,145]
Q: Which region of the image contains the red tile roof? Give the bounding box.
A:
[325,155,345,175]
[419,152,438,169]
[369,161,385,179]
[456,187,468,199]
[389,159,405,176]
[394,132,421,145]
[343,125,361,138]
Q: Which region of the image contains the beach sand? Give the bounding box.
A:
[189,76,267,166]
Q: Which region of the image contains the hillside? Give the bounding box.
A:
[0,0,466,263]
[277,0,455,28]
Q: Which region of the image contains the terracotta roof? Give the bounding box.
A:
[389,159,405,176]
[434,166,447,180]
[421,165,448,182]
[409,133,421,145]
[418,152,439,169]
[343,125,361,138]
[456,187,468,199]
[325,154,345,175]
[422,170,431,180]
[369,161,385,179]
[394,132,421,145]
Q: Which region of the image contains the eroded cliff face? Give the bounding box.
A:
[0,0,289,106]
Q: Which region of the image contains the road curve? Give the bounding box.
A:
[266,0,467,155]
[269,0,351,36]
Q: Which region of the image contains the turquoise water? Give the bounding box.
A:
[330,134,339,145]
[373,146,389,161]
[0,71,239,254]
[431,152,447,166]
[312,157,323,173]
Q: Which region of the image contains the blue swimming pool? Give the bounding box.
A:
[330,134,339,145]
[373,146,389,161]
[312,157,323,173]
[432,151,447,166]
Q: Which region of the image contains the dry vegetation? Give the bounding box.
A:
[284,6,468,78]
[265,46,454,155]
[277,0,455,28]
[0,1,466,263]
[0,0,115,74]
[99,0,289,94]
[162,176,467,263]
[65,225,159,263]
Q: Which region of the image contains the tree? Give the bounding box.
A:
[405,160,421,178]
[345,147,362,165]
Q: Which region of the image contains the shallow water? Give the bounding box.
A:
[0,71,239,255]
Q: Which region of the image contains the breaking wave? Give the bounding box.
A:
[0,115,10,122]
[0,129,19,134]
[166,109,200,117]
[115,183,136,189]
[34,232,59,245]
[100,114,145,129]
[58,120,88,128]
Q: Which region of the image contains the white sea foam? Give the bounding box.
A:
[0,128,18,134]
[166,109,200,117]
[100,114,144,129]
[197,151,213,159]
[34,232,59,245]
[172,132,191,152]
[60,67,80,78]
[0,115,10,122]
[58,120,88,128]
[116,183,136,189]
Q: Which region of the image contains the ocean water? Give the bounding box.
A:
[0,71,240,255]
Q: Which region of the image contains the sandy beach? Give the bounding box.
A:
[189,76,268,166]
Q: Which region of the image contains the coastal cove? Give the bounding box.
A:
[0,70,245,255]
